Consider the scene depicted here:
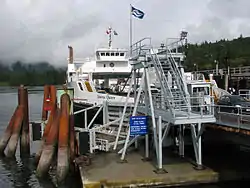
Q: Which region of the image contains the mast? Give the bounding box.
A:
[106,26,117,49]
[109,27,112,48]
[107,26,112,48]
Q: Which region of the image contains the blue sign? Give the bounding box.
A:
[130,116,148,135]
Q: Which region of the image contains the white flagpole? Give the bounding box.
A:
[129,4,133,56]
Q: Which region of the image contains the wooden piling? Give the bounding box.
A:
[42,85,50,121]
[19,86,30,157]
[35,85,57,163]
[50,85,57,110]
[57,93,71,184]
[5,106,24,158]
[36,109,60,178]
[0,106,19,155]
[34,109,55,164]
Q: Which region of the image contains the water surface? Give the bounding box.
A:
[0,87,81,188]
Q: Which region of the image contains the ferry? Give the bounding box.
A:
[65,27,229,127]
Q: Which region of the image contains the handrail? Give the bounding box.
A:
[164,47,191,112]
[149,48,175,117]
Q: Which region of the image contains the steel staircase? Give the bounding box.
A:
[92,104,133,152]
[130,38,190,115]
[151,47,190,112]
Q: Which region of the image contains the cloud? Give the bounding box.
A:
[187,0,250,43]
[0,0,250,66]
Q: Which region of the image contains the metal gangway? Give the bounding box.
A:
[112,37,216,172]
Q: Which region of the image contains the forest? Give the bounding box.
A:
[0,35,250,86]
[184,34,250,71]
[0,61,66,86]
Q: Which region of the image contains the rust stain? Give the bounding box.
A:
[34,108,55,164]
[20,86,30,157]
[36,109,60,177]
[42,85,50,121]
[46,109,60,145]
[58,94,70,148]
[0,106,19,155]
[57,93,71,184]
[5,106,24,158]
[50,85,57,110]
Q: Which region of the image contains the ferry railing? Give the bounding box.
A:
[139,93,215,119]
[73,99,133,153]
[130,37,151,58]
[197,66,250,76]
[73,103,103,130]
[239,90,250,100]
[215,104,250,130]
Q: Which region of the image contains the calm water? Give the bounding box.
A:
[0,87,249,188]
[0,87,81,188]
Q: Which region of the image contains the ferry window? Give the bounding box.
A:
[115,53,119,56]
[120,53,124,56]
[100,53,105,56]
[78,82,83,91]
[106,53,110,56]
[111,53,114,56]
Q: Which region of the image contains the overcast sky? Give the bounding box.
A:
[0,0,249,66]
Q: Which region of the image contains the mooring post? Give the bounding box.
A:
[42,85,51,121]
[5,106,24,158]
[19,86,30,157]
[57,93,71,184]
[36,109,60,178]
[50,85,57,110]
[0,106,19,155]
[34,109,54,164]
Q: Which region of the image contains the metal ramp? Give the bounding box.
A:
[115,36,216,172]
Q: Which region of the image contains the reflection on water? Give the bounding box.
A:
[0,87,81,188]
[1,87,250,188]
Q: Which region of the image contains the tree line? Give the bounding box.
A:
[0,35,249,86]
[184,34,250,71]
[0,61,66,86]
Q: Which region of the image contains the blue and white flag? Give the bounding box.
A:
[131,5,145,19]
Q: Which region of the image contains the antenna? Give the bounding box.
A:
[106,26,118,49]
[108,26,112,48]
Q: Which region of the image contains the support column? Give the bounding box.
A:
[145,68,159,161]
[178,124,185,158]
[119,71,145,162]
[113,74,135,151]
[154,116,167,174]
[142,68,150,161]
[196,123,203,169]
[133,69,138,150]
[190,123,205,170]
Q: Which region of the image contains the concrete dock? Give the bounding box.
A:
[77,150,218,188]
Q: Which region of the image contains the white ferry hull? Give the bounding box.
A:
[68,81,134,128]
